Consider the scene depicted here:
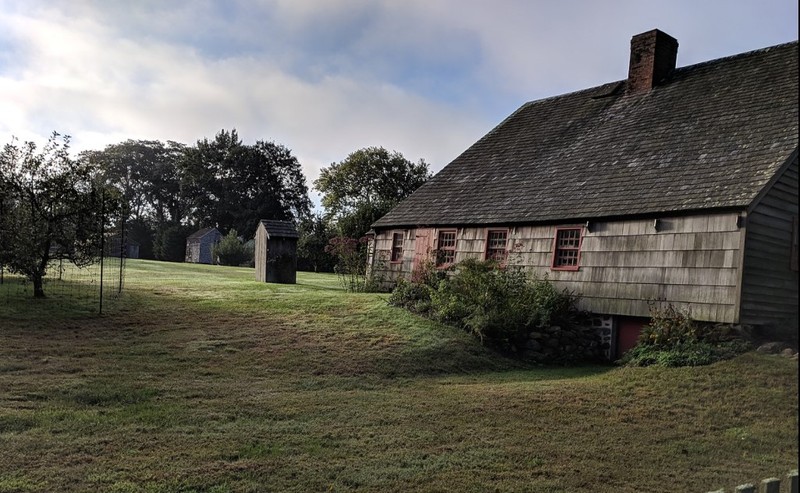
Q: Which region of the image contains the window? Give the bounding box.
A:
[485,229,508,262]
[551,227,582,270]
[436,230,457,266]
[391,232,404,262]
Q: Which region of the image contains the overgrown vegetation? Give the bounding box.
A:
[323,236,385,292]
[389,259,597,361]
[621,302,752,367]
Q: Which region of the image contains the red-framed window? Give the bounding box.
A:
[551,227,583,270]
[436,230,457,266]
[485,229,508,262]
[391,232,404,263]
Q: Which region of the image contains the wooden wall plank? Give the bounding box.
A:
[740,157,799,328]
[370,211,745,321]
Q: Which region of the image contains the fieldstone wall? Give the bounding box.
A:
[522,323,603,364]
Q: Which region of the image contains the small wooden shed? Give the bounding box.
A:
[107,238,140,259]
[185,227,222,264]
[254,220,299,284]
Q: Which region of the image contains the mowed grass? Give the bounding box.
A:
[0,260,797,493]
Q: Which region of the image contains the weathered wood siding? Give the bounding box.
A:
[266,237,298,284]
[740,157,799,333]
[371,212,744,322]
[185,231,221,264]
[255,223,298,284]
[254,224,268,282]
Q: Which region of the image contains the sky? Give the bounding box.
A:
[1,0,797,207]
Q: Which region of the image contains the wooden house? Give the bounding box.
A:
[185,227,222,264]
[254,220,299,284]
[369,30,799,356]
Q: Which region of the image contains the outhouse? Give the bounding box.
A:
[254,220,299,284]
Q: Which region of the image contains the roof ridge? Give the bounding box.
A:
[673,39,798,74]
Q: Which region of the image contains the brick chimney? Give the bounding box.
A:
[626,29,678,95]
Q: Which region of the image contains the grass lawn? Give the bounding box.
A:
[0,259,797,492]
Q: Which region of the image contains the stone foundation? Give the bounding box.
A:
[587,314,615,360]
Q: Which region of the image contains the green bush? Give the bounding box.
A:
[638,302,699,348]
[621,339,752,367]
[388,278,432,311]
[390,258,583,354]
[621,302,752,367]
[213,230,252,266]
[387,257,446,310]
[622,341,716,367]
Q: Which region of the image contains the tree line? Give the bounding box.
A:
[0,129,431,294]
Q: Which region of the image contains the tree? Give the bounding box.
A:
[314,147,431,238]
[0,133,110,297]
[181,130,311,238]
[213,229,252,266]
[152,224,194,262]
[81,140,188,259]
[297,214,335,272]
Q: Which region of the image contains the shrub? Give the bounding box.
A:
[639,302,699,348]
[622,341,717,367]
[621,302,752,367]
[431,259,582,349]
[388,259,444,312]
[390,258,585,356]
[325,236,369,292]
[213,230,251,266]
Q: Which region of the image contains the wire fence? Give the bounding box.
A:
[0,208,128,317]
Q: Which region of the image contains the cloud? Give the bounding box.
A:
[0,2,489,192]
[1,0,797,208]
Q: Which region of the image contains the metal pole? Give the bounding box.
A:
[99,190,105,315]
[118,211,125,295]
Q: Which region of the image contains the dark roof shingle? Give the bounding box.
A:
[187,227,220,240]
[373,41,798,228]
[259,220,299,238]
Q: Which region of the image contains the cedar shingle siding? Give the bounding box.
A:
[369,32,798,341]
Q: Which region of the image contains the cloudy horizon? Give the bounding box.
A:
[1,0,797,206]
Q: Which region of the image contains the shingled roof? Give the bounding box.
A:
[259,219,299,239]
[187,227,219,240]
[373,40,798,229]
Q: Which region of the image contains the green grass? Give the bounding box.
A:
[0,259,797,492]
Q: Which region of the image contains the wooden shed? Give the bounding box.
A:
[254,220,299,284]
[369,30,799,356]
[185,227,222,264]
[107,237,140,259]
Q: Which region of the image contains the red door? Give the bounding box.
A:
[616,316,649,357]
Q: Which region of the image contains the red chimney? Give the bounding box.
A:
[626,29,678,95]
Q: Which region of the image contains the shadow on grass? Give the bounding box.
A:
[370,341,614,381]
[0,278,126,319]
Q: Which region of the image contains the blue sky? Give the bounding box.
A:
[1,0,797,205]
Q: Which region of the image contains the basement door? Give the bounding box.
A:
[616,316,649,357]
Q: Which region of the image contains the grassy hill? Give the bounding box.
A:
[0,260,797,492]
